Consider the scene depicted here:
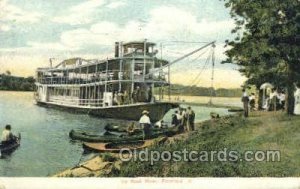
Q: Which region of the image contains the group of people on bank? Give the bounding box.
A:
[241,83,300,117]
[262,89,286,111]
[137,106,196,139]
[171,107,195,132]
[242,89,286,117]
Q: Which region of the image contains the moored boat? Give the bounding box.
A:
[0,134,21,156]
[104,122,171,133]
[83,136,167,153]
[69,126,179,143]
[228,107,244,112]
[35,40,215,122]
[35,40,179,122]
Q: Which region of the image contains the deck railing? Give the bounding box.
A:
[48,96,104,107]
[37,70,164,85]
[38,71,123,85]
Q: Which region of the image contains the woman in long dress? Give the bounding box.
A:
[294,86,300,115]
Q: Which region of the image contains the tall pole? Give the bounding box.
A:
[151,48,155,102]
[131,53,135,104]
[79,65,82,103]
[49,58,54,85]
[85,65,89,105]
[168,64,171,102]
[104,58,108,107]
[119,58,122,92]
[209,43,216,105]
[105,58,108,93]
[119,42,123,92]
[160,43,163,100]
[143,39,147,81]
[95,61,98,104]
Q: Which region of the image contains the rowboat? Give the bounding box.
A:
[69,126,179,143]
[0,134,21,156]
[228,107,244,112]
[83,136,167,153]
[104,123,170,133]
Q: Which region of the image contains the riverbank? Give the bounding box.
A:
[158,95,242,108]
[54,111,300,177]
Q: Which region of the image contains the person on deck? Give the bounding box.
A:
[117,91,124,105]
[1,125,14,145]
[136,86,141,102]
[186,106,195,131]
[131,86,140,103]
[241,89,249,117]
[123,91,129,104]
[294,84,300,115]
[147,86,153,102]
[113,92,119,105]
[139,110,152,139]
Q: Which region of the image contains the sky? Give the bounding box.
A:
[0,0,246,88]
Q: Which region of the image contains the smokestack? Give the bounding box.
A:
[49,58,53,68]
[115,42,119,57]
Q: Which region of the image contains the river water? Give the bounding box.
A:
[0,91,240,176]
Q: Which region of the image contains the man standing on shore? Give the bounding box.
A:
[278,90,286,111]
[139,110,151,139]
[249,93,256,111]
[186,107,195,131]
[242,89,249,117]
[294,84,300,115]
[181,108,188,131]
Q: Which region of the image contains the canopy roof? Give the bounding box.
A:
[260,82,274,90]
[123,41,156,46]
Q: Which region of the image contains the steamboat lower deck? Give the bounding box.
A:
[36,101,178,122]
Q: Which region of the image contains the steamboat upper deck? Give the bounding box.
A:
[35,40,171,109]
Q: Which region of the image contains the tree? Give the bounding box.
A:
[5,70,11,76]
[222,0,300,114]
[0,73,35,91]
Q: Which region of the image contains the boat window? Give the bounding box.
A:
[127,47,135,53]
[136,49,143,53]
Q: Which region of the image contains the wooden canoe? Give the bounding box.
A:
[69,126,179,143]
[83,136,167,153]
[104,123,171,133]
[0,133,21,155]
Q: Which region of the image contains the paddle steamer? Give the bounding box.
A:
[35,40,178,121]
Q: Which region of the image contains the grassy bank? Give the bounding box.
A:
[113,112,300,177]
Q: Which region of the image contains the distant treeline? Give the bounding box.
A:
[155,84,242,97]
[0,72,35,91]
